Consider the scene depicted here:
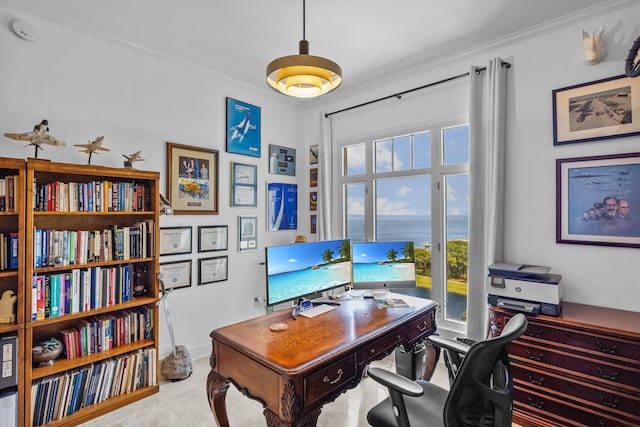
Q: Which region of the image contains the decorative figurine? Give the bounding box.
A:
[74,135,109,164]
[32,337,63,367]
[122,150,145,168]
[4,119,66,158]
[0,290,17,323]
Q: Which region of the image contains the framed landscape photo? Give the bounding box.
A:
[159,260,192,290]
[226,97,261,157]
[238,215,258,251]
[231,162,257,207]
[552,75,640,145]
[159,226,192,255]
[556,151,640,248]
[166,142,219,214]
[198,225,228,252]
[198,256,228,285]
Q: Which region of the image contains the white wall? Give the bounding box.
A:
[300,2,640,314]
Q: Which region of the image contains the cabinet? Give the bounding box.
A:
[489,303,640,427]
[24,159,159,426]
[0,157,25,427]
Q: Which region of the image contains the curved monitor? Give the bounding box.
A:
[265,238,352,306]
[351,241,416,289]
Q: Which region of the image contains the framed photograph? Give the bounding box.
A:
[266,183,298,231]
[556,151,640,247]
[309,144,318,164]
[553,75,640,145]
[198,256,228,285]
[198,225,228,252]
[310,191,318,211]
[238,215,258,251]
[310,167,318,187]
[269,144,296,175]
[231,162,257,207]
[166,142,219,214]
[159,260,192,290]
[310,214,317,234]
[159,226,192,255]
[226,97,261,157]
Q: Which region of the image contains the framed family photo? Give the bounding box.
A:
[556,151,640,248]
[552,75,640,145]
[166,142,219,214]
[231,162,257,207]
[226,97,261,157]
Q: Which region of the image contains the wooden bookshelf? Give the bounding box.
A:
[24,159,160,426]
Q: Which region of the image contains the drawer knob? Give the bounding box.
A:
[596,342,619,355]
[323,368,344,385]
[416,321,428,332]
[597,367,619,381]
[369,348,376,355]
[598,395,620,408]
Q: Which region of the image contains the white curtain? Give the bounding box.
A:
[318,113,334,240]
[466,58,508,341]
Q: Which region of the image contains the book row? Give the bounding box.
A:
[30,347,157,426]
[31,265,135,321]
[0,175,19,212]
[33,180,151,212]
[59,306,153,359]
[0,232,18,271]
[33,219,155,268]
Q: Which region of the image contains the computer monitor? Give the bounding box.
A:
[265,238,352,306]
[351,241,416,289]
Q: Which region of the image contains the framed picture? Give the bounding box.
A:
[226,97,261,157]
[552,74,640,145]
[310,191,318,211]
[198,256,228,285]
[159,226,192,255]
[159,260,192,290]
[310,214,317,234]
[556,151,640,247]
[269,144,296,175]
[310,167,318,187]
[198,225,228,252]
[166,142,219,214]
[309,144,318,164]
[231,162,257,207]
[266,183,298,231]
[238,215,258,251]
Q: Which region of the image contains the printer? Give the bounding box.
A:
[487,262,562,316]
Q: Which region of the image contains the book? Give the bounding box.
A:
[0,390,18,427]
[375,298,410,308]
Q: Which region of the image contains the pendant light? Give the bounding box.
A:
[266,0,342,98]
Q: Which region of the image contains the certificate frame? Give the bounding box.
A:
[198,225,228,252]
[159,260,192,290]
[159,226,192,256]
[238,215,258,251]
[231,162,257,207]
[198,255,229,285]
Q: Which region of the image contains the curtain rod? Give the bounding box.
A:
[324,61,511,118]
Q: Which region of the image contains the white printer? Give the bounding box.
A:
[487,263,562,316]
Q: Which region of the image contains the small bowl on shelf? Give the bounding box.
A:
[32,337,63,367]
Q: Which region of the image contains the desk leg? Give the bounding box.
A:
[207,370,231,427]
[264,407,321,427]
[421,340,440,381]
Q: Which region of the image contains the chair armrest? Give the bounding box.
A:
[428,335,470,355]
[367,367,424,397]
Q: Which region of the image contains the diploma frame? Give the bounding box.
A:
[230,162,257,207]
[198,255,229,285]
[198,225,228,252]
[159,260,192,290]
[159,226,192,256]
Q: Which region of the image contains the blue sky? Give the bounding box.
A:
[352,241,413,264]
[266,239,349,274]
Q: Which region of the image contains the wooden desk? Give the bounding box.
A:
[206,295,437,427]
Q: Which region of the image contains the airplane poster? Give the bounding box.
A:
[226,97,261,157]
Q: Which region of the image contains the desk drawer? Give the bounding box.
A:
[357,329,404,365]
[304,355,356,406]
[405,312,435,342]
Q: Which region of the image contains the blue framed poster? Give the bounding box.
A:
[226,97,261,157]
[267,183,298,231]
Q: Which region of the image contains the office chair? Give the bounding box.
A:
[367,313,527,427]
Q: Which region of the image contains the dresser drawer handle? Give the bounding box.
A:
[526,396,545,410]
[323,369,344,385]
[526,328,544,338]
[525,374,545,386]
[369,348,376,355]
[596,342,619,355]
[598,395,620,408]
[597,367,619,381]
[525,350,544,361]
[416,321,428,332]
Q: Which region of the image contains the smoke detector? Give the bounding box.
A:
[11,19,38,41]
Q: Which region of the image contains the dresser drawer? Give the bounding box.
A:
[512,363,640,419]
[405,311,435,342]
[357,328,404,365]
[304,355,356,406]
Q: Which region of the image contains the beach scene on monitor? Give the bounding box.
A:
[266,239,351,305]
[352,241,416,286]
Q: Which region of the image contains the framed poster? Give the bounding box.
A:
[198,225,228,252]
[269,144,296,176]
[309,144,318,164]
[266,183,298,231]
[159,260,192,290]
[239,216,258,251]
[231,162,257,207]
[226,97,261,157]
[166,142,219,214]
[552,75,640,145]
[198,256,228,285]
[556,151,640,247]
[159,226,192,256]
[310,167,318,187]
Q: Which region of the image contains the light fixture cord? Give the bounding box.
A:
[302,0,306,40]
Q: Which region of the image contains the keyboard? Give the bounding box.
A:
[298,304,337,318]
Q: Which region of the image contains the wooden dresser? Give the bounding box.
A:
[489,302,640,427]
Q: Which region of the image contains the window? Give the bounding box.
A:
[338,125,469,331]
